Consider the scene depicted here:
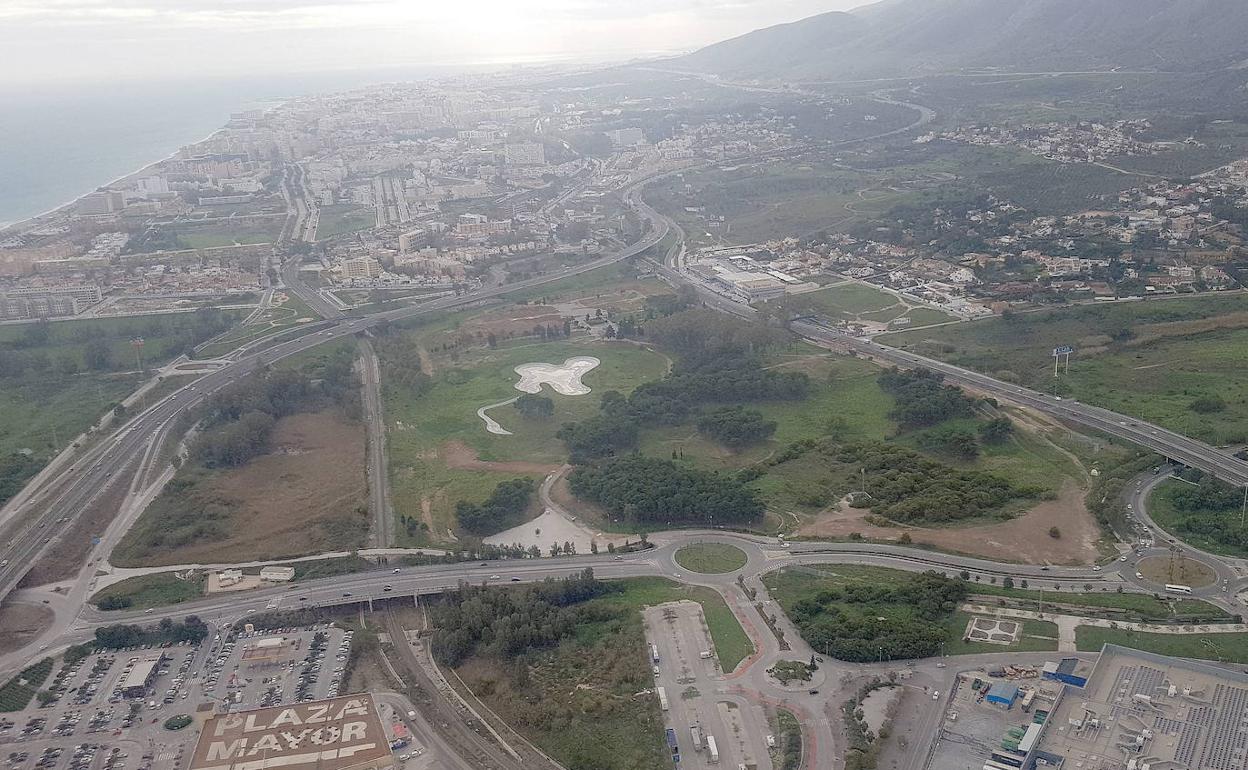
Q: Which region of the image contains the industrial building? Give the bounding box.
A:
[260,566,295,582]
[987,682,1021,709]
[1032,644,1248,770]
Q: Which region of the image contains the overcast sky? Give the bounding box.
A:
[0,0,865,85]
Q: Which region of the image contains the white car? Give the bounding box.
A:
[1092,565,1102,572]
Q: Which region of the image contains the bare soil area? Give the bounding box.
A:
[19,463,138,588]
[138,411,367,566]
[441,440,561,475]
[460,305,563,338]
[796,481,1100,565]
[0,601,54,654]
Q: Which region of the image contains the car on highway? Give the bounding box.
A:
[1092,565,1102,571]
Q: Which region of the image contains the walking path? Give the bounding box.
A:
[961,602,1248,652]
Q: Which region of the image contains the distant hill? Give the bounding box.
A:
[680,0,1248,80]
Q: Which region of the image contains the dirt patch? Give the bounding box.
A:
[459,305,564,339]
[1130,310,1248,346]
[441,440,560,475]
[796,481,1100,565]
[123,411,367,566]
[19,463,139,588]
[1137,555,1217,588]
[0,601,54,655]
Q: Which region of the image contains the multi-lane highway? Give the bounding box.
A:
[0,177,672,607]
[647,253,1248,487]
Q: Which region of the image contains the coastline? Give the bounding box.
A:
[0,125,233,238]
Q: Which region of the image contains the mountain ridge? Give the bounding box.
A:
[679,0,1248,80]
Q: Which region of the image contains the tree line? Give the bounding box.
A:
[568,455,764,527]
[94,616,209,649]
[430,569,613,666]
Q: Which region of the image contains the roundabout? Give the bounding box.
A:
[674,542,749,574]
[1136,554,1217,589]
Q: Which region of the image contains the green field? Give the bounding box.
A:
[943,612,1059,654]
[196,294,318,359]
[90,572,205,610]
[883,294,1248,444]
[383,336,669,545]
[673,543,749,574]
[172,218,284,249]
[769,282,955,329]
[0,658,53,712]
[964,580,1228,621]
[0,312,241,506]
[1076,626,1248,663]
[640,352,1083,516]
[762,565,1002,659]
[317,205,375,238]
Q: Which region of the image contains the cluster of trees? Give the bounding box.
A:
[878,368,976,428]
[0,309,235,380]
[558,349,807,461]
[193,347,359,469]
[94,616,209,649]
[836,442,1039,523]
[1169,472,1242,512]
[1189,395,1227,414]
[697,407,778,449]
[568,455,764,526]
[513,394,554,419]
[787,572,967,662]
[430,569,613,666]
[456,478,536,536]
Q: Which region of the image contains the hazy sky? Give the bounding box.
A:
[0,0,865,85]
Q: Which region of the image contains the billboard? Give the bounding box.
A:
[189,695,392,770]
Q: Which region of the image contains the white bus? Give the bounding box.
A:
[1165,584,1193,595]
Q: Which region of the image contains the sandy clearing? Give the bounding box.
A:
[513,356,600,396]
[0,601,54,655]
[484,509,633,553]
[796,481,1099,565]
[441,440,562,475]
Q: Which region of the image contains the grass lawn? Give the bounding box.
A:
[674,543,749,574]
[0,658,53,713]
[172,219,283,249]
[1147,478,1248,558]
[965,581,1229,621]
[882,294,1248,444]
[317,204,375,239]
[384,337,669,545]
[942,612,1059,655]
[641,352,1082,515]
[764,282,957,329]
[1076,626,1248,663]
[196,294,318,358]
[90,572,205,610]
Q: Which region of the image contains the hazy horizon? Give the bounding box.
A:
[0,0,865,86]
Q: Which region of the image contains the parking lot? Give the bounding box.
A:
[644,601,774,770]
[0,622,365,770]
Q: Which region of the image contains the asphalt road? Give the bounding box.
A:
[0,180,671,607]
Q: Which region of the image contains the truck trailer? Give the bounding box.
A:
[707,735,720,764]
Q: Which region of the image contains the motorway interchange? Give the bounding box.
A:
[4,151,1248,770]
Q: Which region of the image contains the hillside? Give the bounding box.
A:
[680,0,1248,80]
